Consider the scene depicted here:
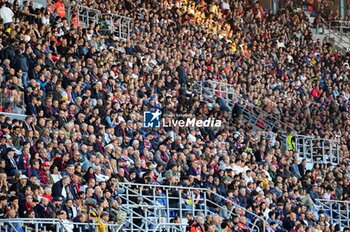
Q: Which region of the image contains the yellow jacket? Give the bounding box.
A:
[96,220,107,232]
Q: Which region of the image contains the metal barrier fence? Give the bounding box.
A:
[69,4,100,28]
[192,80,291,136]
[119,202,172,232]
[0,218,186,232]
[118,185,187,232]
[118,182,267,232]
[0,218,123,232]
[312,18,350,51]
[315,199,350,229]
[0,112,26,121]
[0,89,25,115]
[329,20,350,35]
[153,223,186,232]
[326,20,350,50]
[100,13,132,40]
[66,4,132,40]
[287,135,340,165]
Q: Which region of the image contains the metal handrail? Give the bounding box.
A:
[7,222,19,232]
[329,20,350,26]
[58,220,69,232]
[119,202,163,226]
[100,13,132,40]
[315,199,350,229]
[66,3,132,40]
[0,218,123,232]
[117,186,168,232]
[316,199,350,204]
[288,134,340,165]
[120,184,165,206]
[193,80,292,135]
[119,182,267,232]
[120,207,158,232]
[0,218,121,226]
[328,21,350,41]
[316,17,350,49]
[153,223,187,232]
[291,134,339,143]
[120,182,205,192]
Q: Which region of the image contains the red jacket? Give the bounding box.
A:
[190,224,205,232]
[39,169,48,185]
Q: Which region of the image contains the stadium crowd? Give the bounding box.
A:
[0,0,348,231]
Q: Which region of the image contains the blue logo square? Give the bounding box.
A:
[143,110,161,128]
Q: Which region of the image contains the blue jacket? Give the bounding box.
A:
[29,167,40,180]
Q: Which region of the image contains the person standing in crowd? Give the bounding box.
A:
[0,2,13,29]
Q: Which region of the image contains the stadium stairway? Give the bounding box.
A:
[192,80,289,152]
[304,10,350,52]
[192,81,290,136]
[192,81,341,167]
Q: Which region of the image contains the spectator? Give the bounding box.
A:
[0,2,13,29]
[0,195,7,217]
[29,159,40,180]
[34,197,52,218]
[57,210,74,232]
[52,176,72,199]
[190,215,205,232]
[73,213,88,232]
[97,211,109,232]
[4,147,18,176]
[283,212,297,231]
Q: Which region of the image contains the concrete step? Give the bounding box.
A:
[304,11,315,24]
[303,9,349,50]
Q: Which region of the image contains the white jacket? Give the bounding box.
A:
[0,6,14,24]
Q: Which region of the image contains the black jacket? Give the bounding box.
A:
[34,204,53,218]
[176,65,187,84]
[4,155,17,176]
[52,180,64,198]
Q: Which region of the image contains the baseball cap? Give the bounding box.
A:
[42,162,51,167]
[19,175,28,180]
